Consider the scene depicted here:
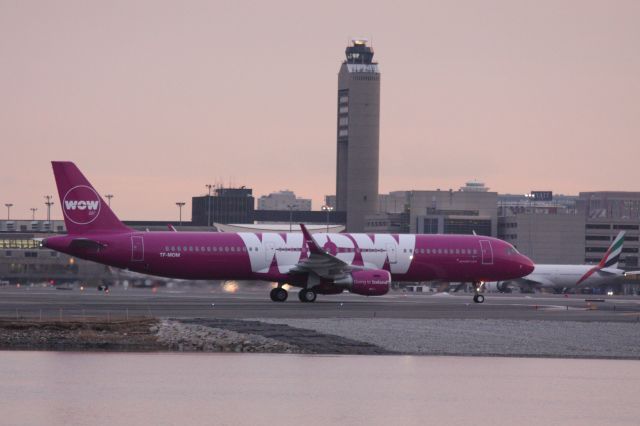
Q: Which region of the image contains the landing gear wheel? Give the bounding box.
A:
[473,294,485,304]
[270,287,288,302]
[298,289,317,303]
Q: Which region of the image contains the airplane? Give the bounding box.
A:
[490,231,639,292]
[42,161,534,303]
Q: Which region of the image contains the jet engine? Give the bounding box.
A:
[335,269,391,296]
[484,281,511,293]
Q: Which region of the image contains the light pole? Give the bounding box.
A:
[287,203,296,232]
[5,203,13,221]
[44,195,53,231]
[176,202,185,226]
[30,207,38,220]
[206,184,213,228]
[105,194,113,207]
[321,205,334,233]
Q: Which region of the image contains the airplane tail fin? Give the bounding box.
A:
[51,161,131,235]
[598,231,625,269]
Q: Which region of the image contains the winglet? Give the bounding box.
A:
[300,223,323,255]
[168,224,177,232]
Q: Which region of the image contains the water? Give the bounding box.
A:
[1,352,638,426]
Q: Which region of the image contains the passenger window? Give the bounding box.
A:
[177,246,181,252]
[224,247,229,252]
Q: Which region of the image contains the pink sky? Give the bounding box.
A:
[1,0,639,221]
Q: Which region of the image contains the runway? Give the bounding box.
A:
[1,285,640,322]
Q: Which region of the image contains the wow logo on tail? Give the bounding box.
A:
[62,185,101,225]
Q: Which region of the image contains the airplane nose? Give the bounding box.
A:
[520,255,535,275]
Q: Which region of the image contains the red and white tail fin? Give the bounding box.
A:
[51,161,131,235]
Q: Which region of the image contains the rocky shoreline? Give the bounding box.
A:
[3,317,638,358]
[0,318,389,354]
[0,318,164,352]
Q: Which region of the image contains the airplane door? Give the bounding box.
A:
[386,244,397,264]
[480,240,493,265]
[131,236,144,262]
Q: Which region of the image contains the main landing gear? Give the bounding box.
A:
[270,286,288,302]
[298,288,317,303]
[472,282,485,304]
[269,285,318,303]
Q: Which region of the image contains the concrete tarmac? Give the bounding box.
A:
[1,286,639,323]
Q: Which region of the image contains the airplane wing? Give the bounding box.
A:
[596,268,622,276]
[287,223,355,280]
[510,276,555,288]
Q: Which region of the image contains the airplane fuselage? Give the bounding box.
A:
[519,264,624,288]
[44,231,532,287]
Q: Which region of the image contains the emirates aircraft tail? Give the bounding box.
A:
[51,161,131,235]
[576,231,625,285]
[599,231,625,269]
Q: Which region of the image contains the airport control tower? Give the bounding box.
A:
[336,39,381,232]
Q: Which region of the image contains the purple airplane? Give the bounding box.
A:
[43,162,534,303]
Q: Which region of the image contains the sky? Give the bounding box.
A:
[1,0,639,221]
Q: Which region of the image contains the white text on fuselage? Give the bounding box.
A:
[238,232,416,274]
[159,251,181,258]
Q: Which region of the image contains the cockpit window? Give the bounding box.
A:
[505,246,519,256]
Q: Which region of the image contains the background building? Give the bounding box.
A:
[368,187,498,236]
[336,39,381,232]
[0,232,111,285]
[257,190,311,211]
[408,189,498,236]
[578,192,640,268]
[0,220,65,233]
[499,205,585,264]
[192,187,254,226]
